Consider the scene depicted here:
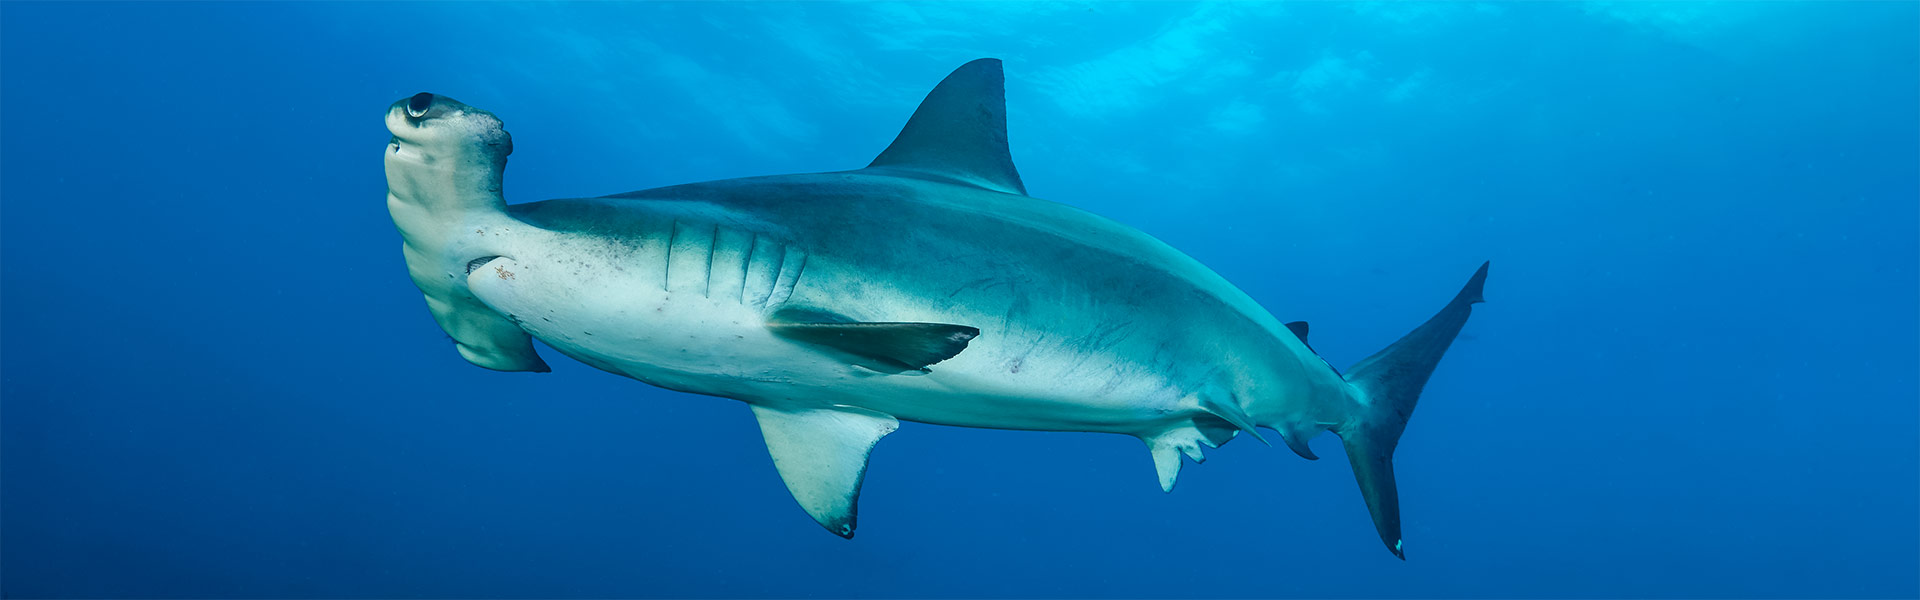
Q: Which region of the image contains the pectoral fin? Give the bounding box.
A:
[769,312,979,373]
[751,405,899,538]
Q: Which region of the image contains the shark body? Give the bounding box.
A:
[383,59,1487,558]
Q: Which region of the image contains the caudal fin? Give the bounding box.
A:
[1337,261,1488,560]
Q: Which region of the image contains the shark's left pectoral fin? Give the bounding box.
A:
[769,314,980,373]
[750,405,899,538]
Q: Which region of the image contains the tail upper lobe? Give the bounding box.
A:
[1337,261,1488,559]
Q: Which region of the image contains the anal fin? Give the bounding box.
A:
[1278,421,1322,460]
[751,405,899,538]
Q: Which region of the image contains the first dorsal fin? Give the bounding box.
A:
[866,58,1027,196]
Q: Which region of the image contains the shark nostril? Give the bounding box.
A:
[466,256,501,275]
[407,92,434,118]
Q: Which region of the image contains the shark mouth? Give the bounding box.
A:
[466,256,502,275]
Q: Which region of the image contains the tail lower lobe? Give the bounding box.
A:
[1337,261,1488,559]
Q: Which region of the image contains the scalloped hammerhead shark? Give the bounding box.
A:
[382,58,1487,559]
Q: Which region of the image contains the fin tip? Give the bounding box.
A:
[1459,261,1490,305]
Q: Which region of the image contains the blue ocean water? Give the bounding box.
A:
[3,1,1915,597]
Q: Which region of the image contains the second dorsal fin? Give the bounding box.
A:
[1285,321,1311,345]
[866,58,1027,196]
[1287,320,1343,377]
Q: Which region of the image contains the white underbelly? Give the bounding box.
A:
[519,295,1187,435]
[467,241,1194,436]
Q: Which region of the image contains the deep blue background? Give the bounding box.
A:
[4,2,1915,598]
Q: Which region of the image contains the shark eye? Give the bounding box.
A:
[407,93,434,118]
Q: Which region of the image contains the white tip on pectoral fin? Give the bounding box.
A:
[750,404,899,538]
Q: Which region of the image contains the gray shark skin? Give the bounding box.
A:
[383,60,1487,559]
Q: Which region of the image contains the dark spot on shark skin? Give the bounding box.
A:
[1008,356,1024,374]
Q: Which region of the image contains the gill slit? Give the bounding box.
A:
[771,251,809,308]
[762,244,788,310]
[703,224,719,298]
[793,252,809,291]
[740,233,757,305]
[662,218,680,292]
